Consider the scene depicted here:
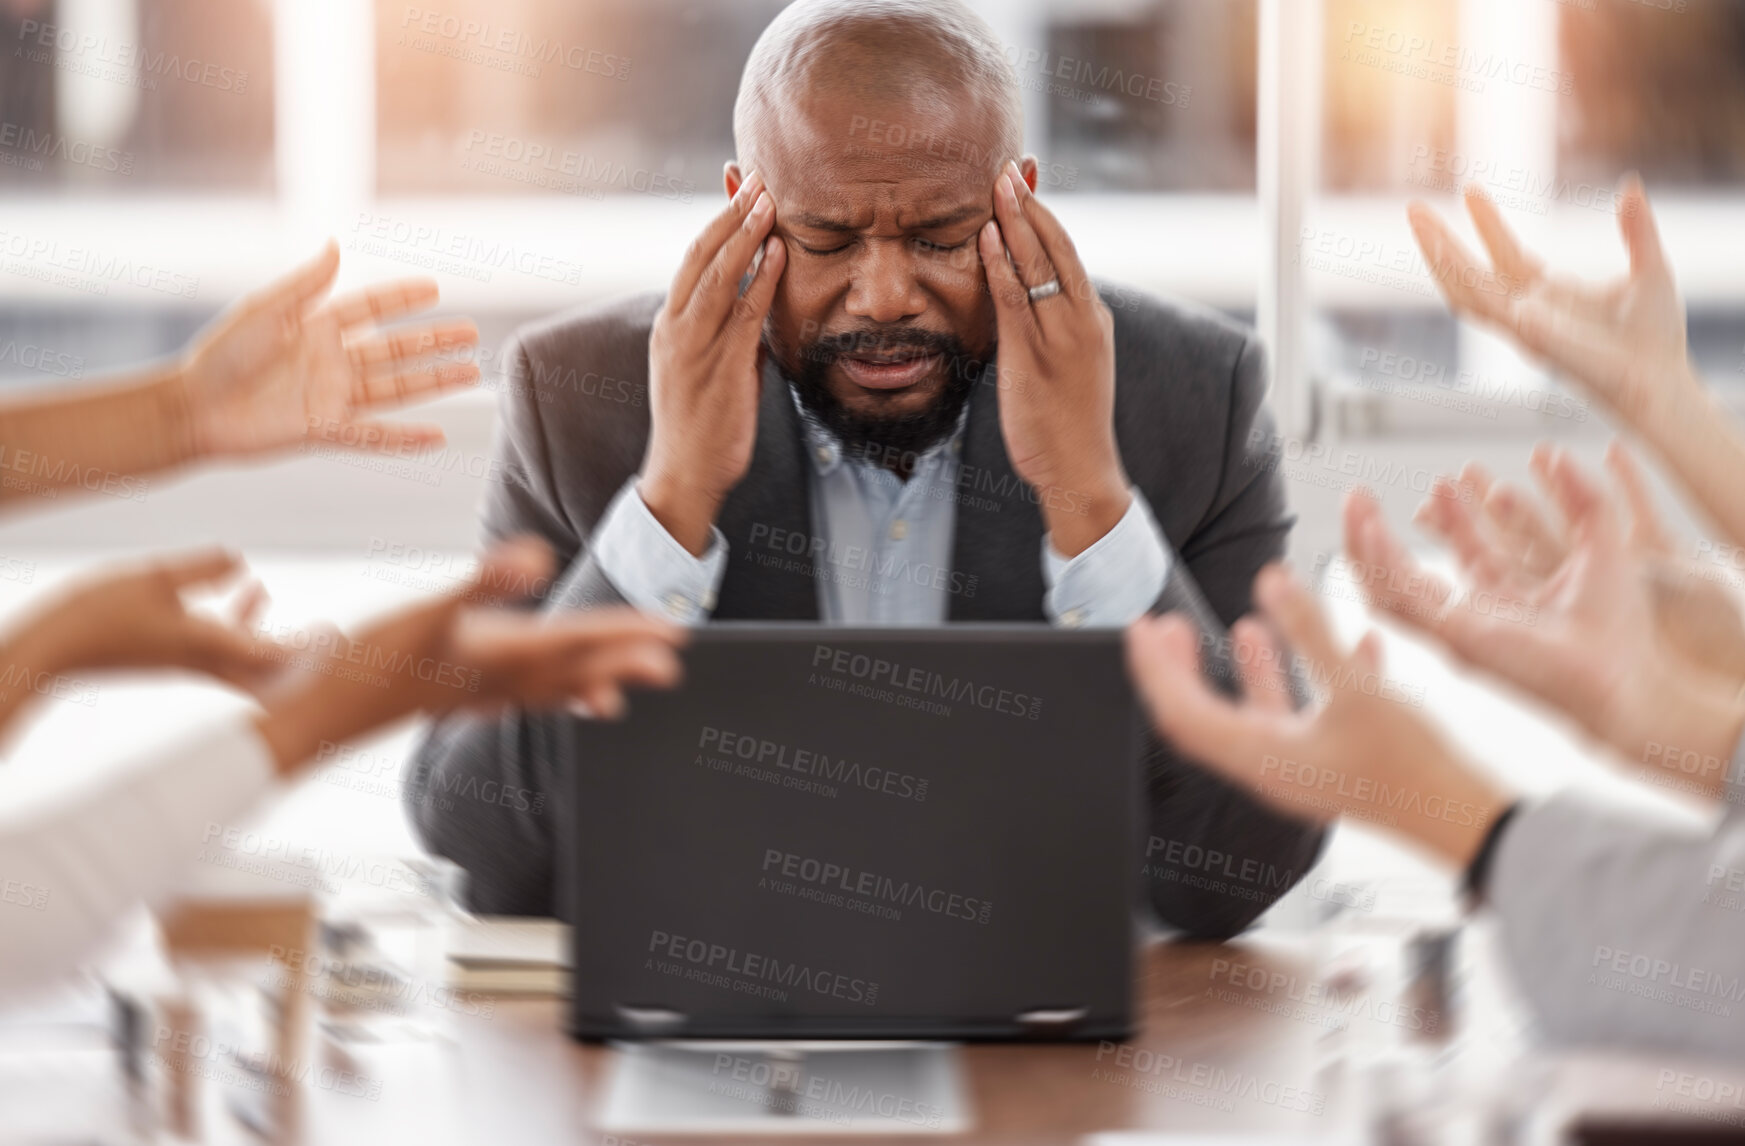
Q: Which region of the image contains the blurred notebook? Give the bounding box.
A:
[446,917,571,996]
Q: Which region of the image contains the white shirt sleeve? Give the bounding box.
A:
[1041,487,1172,629]
[0,718,278,1000]
[587,478,729,625]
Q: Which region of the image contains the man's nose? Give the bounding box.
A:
[844,240,926,324]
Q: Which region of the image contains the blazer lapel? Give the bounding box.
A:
[713,360,820,620]
[949,377,1047,621]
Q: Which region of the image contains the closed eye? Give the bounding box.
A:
[914,237,973,254]
[797,241,852,256]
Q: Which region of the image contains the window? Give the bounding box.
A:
[1038,1,1257,192]
[1560,0,1745,189]
[0,0,274,193]
[1321,0,1459,193]
[0,0,1740,417]
[1300,0,1745,440]
[375,0,786,198]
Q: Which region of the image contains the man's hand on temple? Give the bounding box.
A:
[639,171,788,556]
[1345,454,1745,797]
[252,538,686,776]
[177,241,481,459]
[978,160,1130,557]
[1126,566,1511,870]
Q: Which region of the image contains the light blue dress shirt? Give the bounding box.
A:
[589,392,1171,627]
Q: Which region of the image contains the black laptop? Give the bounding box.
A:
[567,624,1143,1042]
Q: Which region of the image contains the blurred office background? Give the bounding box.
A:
[0,0,1741,908]
[3,0,1744,539]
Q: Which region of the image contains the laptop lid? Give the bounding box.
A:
[568,624,1142,1041]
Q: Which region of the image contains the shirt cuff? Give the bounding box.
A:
[1041,487,1171,629]
[589,478,727,625]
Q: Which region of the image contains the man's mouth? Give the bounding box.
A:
[836,352,940,391]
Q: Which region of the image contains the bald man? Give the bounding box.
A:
[407,0,1325,938]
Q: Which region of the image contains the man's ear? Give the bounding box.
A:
[724,162,744,200]
[1018,155,1040,193]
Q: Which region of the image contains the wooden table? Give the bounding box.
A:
[4,934,1424,1143]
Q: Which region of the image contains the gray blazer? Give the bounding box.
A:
[1489,738,1745,1058]
[405,284,1326,935]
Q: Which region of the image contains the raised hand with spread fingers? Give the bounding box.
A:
[1126,566,1511,868]
[0,549,277,740]
[1408,180,1745,548]
[177,241,480,458]
[0,242,480,507]
[1344,452,1745,795]
[1420,444,1745,689]
[252,538,686,775]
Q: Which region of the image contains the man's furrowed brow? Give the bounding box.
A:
[787,203,986,233]
[788,212,861,233]
[908,203,986,231]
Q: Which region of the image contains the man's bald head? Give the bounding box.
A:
[732,0,1023,176]
[726,1,1034,464]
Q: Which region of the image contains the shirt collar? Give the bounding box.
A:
[789,386,970,479]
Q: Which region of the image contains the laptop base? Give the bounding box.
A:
[598,1040,971,1135]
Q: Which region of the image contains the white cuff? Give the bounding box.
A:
[1041,488,1172,629]
[589,479,727,624]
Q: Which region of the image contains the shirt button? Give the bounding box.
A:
[1060,607,1087,629]
[889,520,908,541]
[815,446,833,466]
[662,592,692,618]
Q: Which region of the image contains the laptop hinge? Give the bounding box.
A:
[615,1005,687,1036]
[1015,1006,1088,1036]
